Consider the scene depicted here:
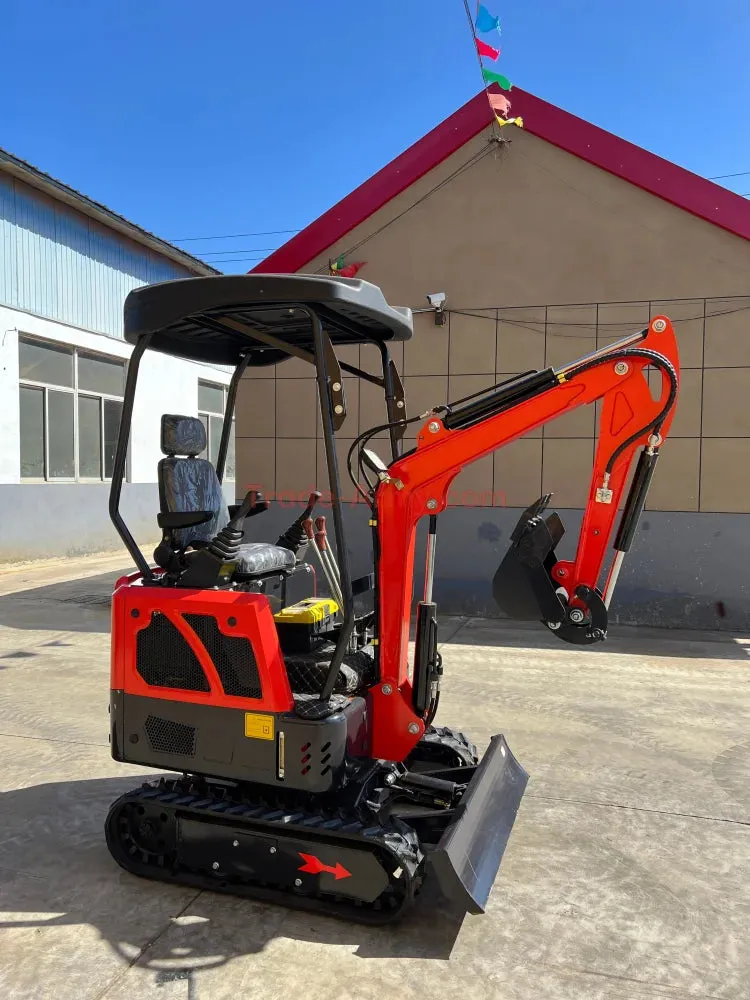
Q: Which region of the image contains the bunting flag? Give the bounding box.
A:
[338,262,366,278]
[464,2,523,130]
[476,38,500,60]
[488,92,511,116]
[482,68,512,90]
[495,115,523,128]
[476,3,501,34]
[329,255,366,278]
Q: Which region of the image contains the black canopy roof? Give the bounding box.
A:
[123,274,413,367]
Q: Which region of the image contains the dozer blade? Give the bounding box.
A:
[429,734,528,915]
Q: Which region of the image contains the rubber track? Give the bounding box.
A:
[105,776,424,926]
[411,726,479,768]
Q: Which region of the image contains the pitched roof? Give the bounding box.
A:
[252,87,750,275]
[0,147,220,276]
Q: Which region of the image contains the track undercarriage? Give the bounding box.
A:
[105,726,511,924]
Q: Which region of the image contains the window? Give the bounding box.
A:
[19,337,126,482]
[198,380,235,479]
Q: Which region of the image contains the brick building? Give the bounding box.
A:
[237,88,750,629]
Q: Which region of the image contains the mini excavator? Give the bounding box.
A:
[105,274,679,922]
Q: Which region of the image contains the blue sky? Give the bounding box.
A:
[4,0,750,272]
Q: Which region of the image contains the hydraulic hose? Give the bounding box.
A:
[563,348,678,474]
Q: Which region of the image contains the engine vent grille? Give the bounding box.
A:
[145,715,197,756]
[183,614,262,699]
[136,613,209,692]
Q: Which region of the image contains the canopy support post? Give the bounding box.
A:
[109,334,153,581]
[216,352,251,484]
[300,307,356,703]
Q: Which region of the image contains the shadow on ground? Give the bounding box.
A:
[445,617,750,661]
[0,568,746,664]
[0,572,123,634]
[0,776,466,969]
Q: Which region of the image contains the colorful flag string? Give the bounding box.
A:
[488,92,511,116]
[329,254,366,278]
[476,3,501,34]
[482,68,512,90]
[462,1,524,132]
[476,38,500,60]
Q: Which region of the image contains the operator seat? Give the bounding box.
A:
[158,414,295,577]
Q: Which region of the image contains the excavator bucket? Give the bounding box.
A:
[430,734,528,914]
[492,495,567,622]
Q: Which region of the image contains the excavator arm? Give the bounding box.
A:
[368,316,680,760]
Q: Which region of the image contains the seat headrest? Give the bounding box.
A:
[161,414,207,457]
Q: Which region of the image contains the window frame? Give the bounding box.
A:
[18,334,128,484]
[198,379,235,480]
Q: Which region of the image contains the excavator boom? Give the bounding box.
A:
[369,315,680,760]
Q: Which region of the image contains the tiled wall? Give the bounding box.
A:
[235,295,750,514]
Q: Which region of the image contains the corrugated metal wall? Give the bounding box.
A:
[0,173,191,338]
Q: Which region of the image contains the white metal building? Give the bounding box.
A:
[0,148,234,561]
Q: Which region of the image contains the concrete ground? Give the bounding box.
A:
[0,553,748,1000]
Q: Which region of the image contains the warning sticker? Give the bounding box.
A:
[244,713,275,740]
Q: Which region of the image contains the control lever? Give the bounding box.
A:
[176,489,258,589]
[315,515,356,650]
[277,491,322,556]
[207,490,258,560]
[229,489,268,519]
[315,515,341,588]
[304,518,343,607]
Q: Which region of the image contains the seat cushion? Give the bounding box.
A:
[235,542,296,576]
[158,456,229,547]
[284,642,376,695]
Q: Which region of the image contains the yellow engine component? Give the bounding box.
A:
[274,597,339,624]
[274,598,340,653]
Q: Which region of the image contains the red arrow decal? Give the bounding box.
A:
[298,852,351,880]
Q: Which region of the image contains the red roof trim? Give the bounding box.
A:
[252,88,750,274]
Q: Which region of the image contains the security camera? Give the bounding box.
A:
[426,292,447,325]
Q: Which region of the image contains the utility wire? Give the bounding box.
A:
[199,247,281,258]
[313,144,494,273]
[169,228,301,242]
[708,170,750,180]
[205,258,270,266]
[445,301,750,338]
[166,170,748,243]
